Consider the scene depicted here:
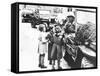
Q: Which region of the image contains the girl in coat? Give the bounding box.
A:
[51,25,63,69]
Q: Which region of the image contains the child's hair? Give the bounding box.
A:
[39,26,44,32]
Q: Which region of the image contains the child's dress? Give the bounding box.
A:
[38,32,48,54]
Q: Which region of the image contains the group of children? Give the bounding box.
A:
[37,13,78,69]
[37,13,95,70]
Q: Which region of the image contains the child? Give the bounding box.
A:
[38,24,48,68]
[51,25,63,69]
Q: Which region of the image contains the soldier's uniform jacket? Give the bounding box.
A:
[64,23,75,34]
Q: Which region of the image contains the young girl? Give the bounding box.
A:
[51,25,63,69]
[38,24,48,68]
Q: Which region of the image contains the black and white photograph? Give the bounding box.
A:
[11,2,97,73]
